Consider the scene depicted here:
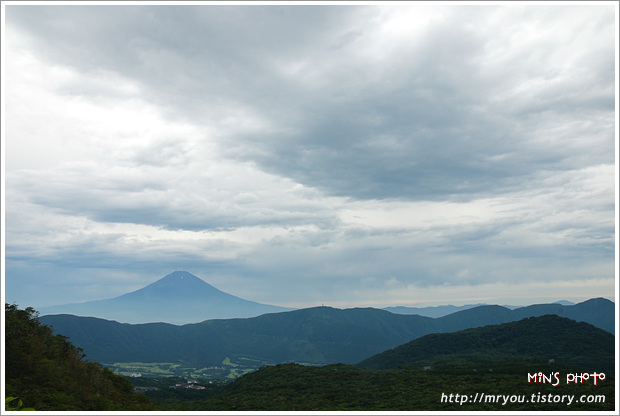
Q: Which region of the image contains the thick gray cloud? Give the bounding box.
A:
[3,4,616,310]
[10,5,614,201]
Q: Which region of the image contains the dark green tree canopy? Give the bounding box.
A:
[5,303,155,411]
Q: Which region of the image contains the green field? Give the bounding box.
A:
[103,356,276,379]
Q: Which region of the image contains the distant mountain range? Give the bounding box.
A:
[39,297,615,372]
[38,271,587,324]
[38,271,292,324]
[383,300,575,318]
[384,304,493,317]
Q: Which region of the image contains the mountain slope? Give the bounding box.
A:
[513,297,615,334]
[39,297,614,372]
[357,315,615,372]
[38,271,291,324]
[39,307,437,366]
[192,316,615,411]
[5,304,155,411]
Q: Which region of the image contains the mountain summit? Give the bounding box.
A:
[118,271,240,302]
[38,271,292,324]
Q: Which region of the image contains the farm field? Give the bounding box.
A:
[103,356,279,380]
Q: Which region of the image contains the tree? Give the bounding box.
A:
[5,303,156,411]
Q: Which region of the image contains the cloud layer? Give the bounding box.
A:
[3,4,616,309]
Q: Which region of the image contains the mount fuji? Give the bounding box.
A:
[38,271,292,324]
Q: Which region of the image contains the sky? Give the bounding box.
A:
[2,2,617,310]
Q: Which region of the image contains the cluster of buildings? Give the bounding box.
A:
[171,382,206,390]
[132,376,207,393]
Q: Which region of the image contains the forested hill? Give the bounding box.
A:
[187,315,616,411]
[357,314,615,372]
[4,304,156,411]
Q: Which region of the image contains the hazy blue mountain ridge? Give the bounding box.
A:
[39,297,614,372]
[384,304,489,318]
[38,271,598,328]
[385,300,576,318]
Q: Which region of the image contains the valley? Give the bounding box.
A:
[6,301,616,411]
[39,296,615,379]
[103,356,285,380]
[11,273,619,411]
[123,313,616,411]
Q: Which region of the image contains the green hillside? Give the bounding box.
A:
[189,361,615,411]
[40,307,437,367]
[358,315,615,372]
[4,304,156,411]
[154,315,616,411]
[38,297,614,376]
[14,306,615,412]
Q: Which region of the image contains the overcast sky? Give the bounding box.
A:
[2,3,617,310]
